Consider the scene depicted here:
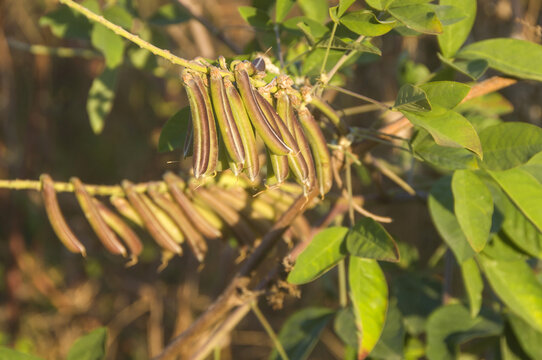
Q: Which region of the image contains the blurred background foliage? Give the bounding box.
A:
[0,0,541,359]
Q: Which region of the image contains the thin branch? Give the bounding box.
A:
[323,35,365,85]
[326,85,391,110]
[319,22,338,76]
[251,302,289,360]
[8,38,101,59]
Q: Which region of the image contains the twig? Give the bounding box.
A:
[251,302,289,360]
[154,188,318,359]
[8,38,101,59]
[364,154,416,196]
[323,35,365,85]
[319,22,338,75]
[339,103,382,116]
[274,24,284,68]
[326,85,391,110]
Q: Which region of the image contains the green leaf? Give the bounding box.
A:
[283,16,329,41]
[495,187,542,259]
[437,0,476,57]
[458,38,542,82]
[425,304,503,360]
[103,5,132,30]
[315,37,382,56]
[39,1,95,40]
[334,307,359,348]
[507,312,542,359]
[298,0,328,23]
[148,4,190,25]
[340,11,396,36]
[388,4,443,34]
[370,299,405,360]
[86,67,118,134]
[437,54,488,80]
[489,167,542,234]
[456,92,513,117]
[269,308,334,360]
[346,218,400,262]
[239,6,271,29]
[0,348,44,360]
[411,130,478,170]
[67,327,107,360]
[479,122,542,171]
[482,232,529,261]
[393,84,431,112]
[338,0,357,16]
[287,227,349,284]
[402,106,483,158]
[158,107,191,153]
[418,81,470,109]
[392,273,441,335]
[479,255,542,332]
[459,258,483,317]
[430,4,466,26]
[91,23,125,68]
[428,176,475,262]
[365,0,397,11]
[275,0,295,23]
[349,257,388,359]
[452,170,493,252]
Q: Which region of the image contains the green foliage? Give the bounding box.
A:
[349,257,388,358]
[437,0,476,57]
[459,258,483,317]
[269,308,334,360]
[66,327,107,360]
[0,348,43,360]
[158,107,191,153]
[287,227,348,284]
[346,218,400,262]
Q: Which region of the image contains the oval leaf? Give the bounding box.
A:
[269,307,334,360]
[488,167,542,233]
[459,258,483,318]
[437,0,476,57]
[479,255,542,332]
[158,107,190,153]
[402,106,483,158]
[275,0,295,23]
[452,170,493,252]
[86,67,118,134]
[346,218,400,262]
[67,327,107,360]
[340,11,395,36]
[428,176,475,262]
[418,81,470,109]
[288,226,348,284]
[388,4,443,34]
[349,257,388,359]
[507,312,542,360]
[458,38,542,82]
[394,84,431,112]
[479,122,542,171]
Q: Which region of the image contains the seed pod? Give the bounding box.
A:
[297,106,333,197]
[163,172,222,239]
[148,185,207,262]
[110,195,144,227]
[93,198,143,265]
[309,96,348,135]
[209,66,245,172]
[192,73,219,177]
[122,180,182,254]
[234,62,292,156]
[194,186,257,245]
[223,78,260,182]
[71,177,127,256]
[40,174,86,256]
[182,71,211,179]
[267,150,289,186]
[141,193,185,245]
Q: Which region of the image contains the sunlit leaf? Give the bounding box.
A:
[67,327,107,360]
[287,227,348,284]
[393,84,431,112]
[340,11,396,36]
[346,218,400,262]
[437,0,476,57]
[275,0,295,23]
[0,348,44,360]
[91,23,125,68]
[86,67,118,134]
[239,6,271,29]
[388,4,443,34]
[459,258,483,317]
[507,312,542,359]
[298,0,328,23]
[418,81,470,109]
[370,299,405,360]
[437,53,488,80]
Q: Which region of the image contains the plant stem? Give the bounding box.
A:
[338,260,347,308]
[274,24,284,69]
[324,35,365,86]
[319,21,338,76]
[56,0,233,78]
[0,178,168,196]
[251,302,289,360]
[327,85,391,110]
[8,38,101,59]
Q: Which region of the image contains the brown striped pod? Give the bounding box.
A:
[71,177,127,257]
[110,195,144,227]
[40,174,86,256]
[122,180,182,255]
[163,172,222,239]
[92,198,143,265]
